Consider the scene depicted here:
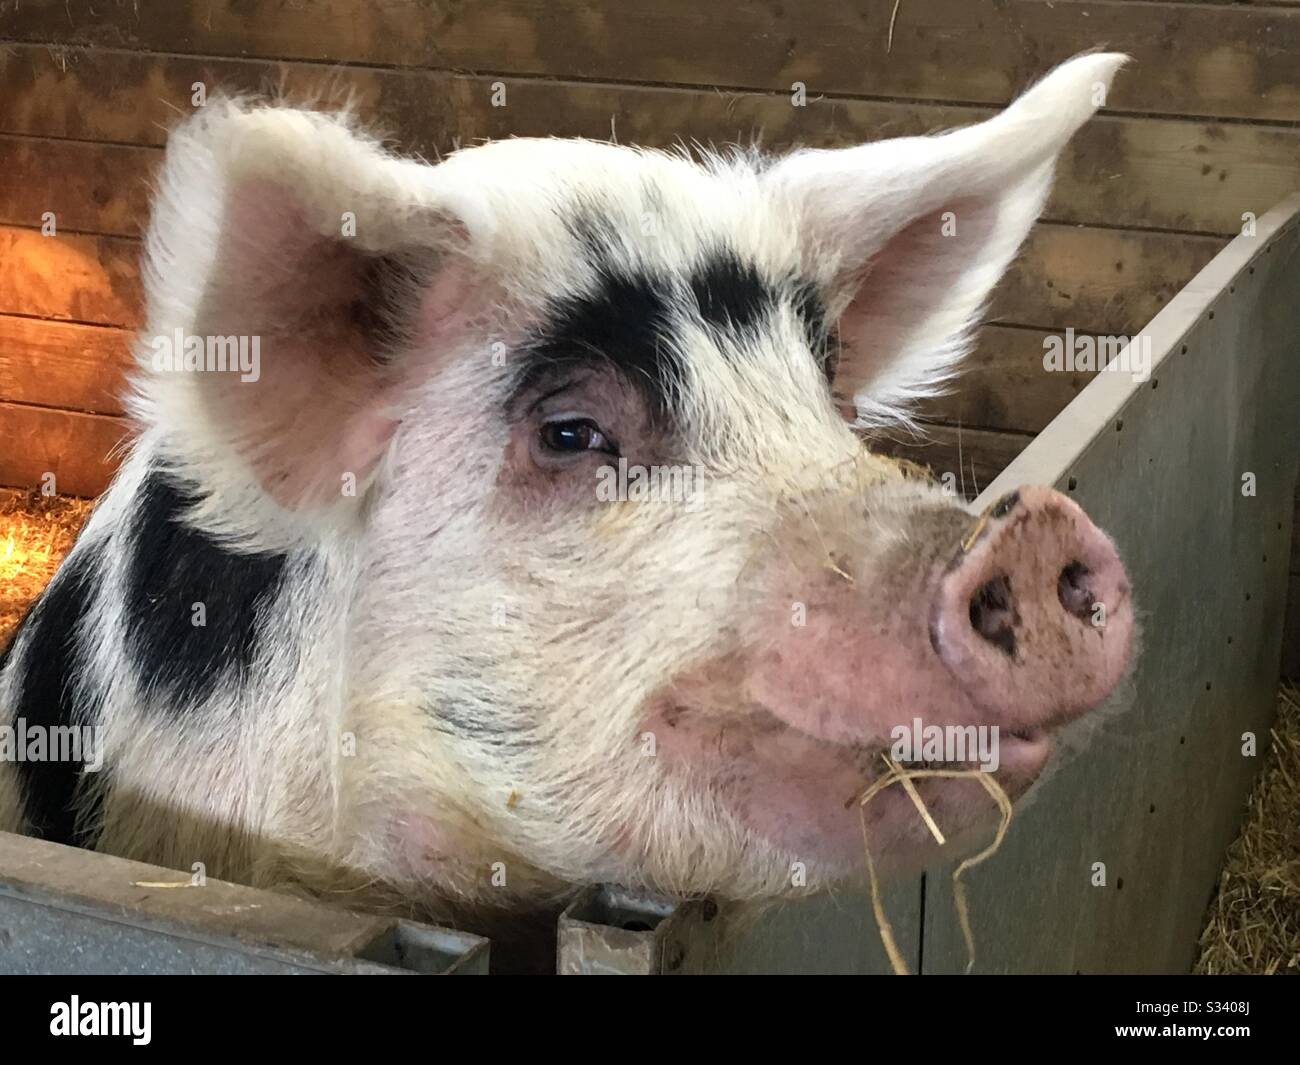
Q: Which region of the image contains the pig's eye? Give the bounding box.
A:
[539,418,617,456]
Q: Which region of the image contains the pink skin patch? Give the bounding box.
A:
[642,486,1132,870]
[389,810,464,873]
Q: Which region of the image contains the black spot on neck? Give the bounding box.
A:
[124,470,288,711]
[0,629,14,675]
[9,547,101,845]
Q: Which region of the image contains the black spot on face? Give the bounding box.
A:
[524,204,836,416]
[9,547,101,845]
[688,252,833,382]
[124,470,288,711]
[511,264,682,422]
[689,251,771,335]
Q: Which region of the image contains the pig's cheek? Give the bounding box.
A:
[643,709,868,865]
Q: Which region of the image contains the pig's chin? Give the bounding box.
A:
[643,696,1053,878]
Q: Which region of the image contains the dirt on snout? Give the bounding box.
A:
[0,488,93,647]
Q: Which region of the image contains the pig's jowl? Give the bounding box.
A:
[0,55,1133,930]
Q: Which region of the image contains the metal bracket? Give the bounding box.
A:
[556,885,717,974]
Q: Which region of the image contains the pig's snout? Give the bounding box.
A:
[929,486,1132,727]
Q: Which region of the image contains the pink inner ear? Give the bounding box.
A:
[418,256,477,334]
[833,196,997,398]
[193,180,476,509]
[226,334,403,510]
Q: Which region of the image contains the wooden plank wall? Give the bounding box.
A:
[0,0,1296,666]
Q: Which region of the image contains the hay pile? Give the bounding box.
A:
[0,489,93,646]
[1195,681,1300,974]
[0,490,1295,970]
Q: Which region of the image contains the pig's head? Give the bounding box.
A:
[136,53,1133,909]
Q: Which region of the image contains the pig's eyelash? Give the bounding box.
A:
[524,375,587,416]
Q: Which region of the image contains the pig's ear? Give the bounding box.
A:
[768,52,1126,427]
[134,100,493,539]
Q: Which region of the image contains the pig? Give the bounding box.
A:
[0,54,1133,950]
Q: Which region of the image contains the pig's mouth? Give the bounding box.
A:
[645,694,1057,876]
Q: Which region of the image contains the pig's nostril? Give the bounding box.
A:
[1057,561,1094,619]
[969,575,1018,657]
